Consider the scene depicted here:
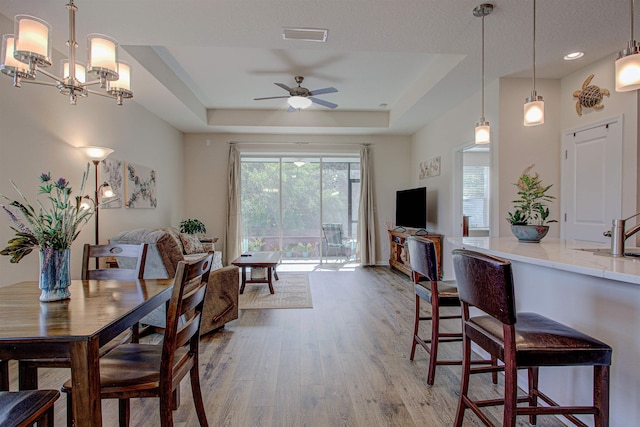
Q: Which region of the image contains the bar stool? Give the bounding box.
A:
[0,390,60,426]
[406,236,496,385]
[451,249,612,427]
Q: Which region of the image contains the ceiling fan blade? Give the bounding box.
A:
[274,83,293,92]
[310,97,338,109]
[288,106,297,113]
[309,87,338,96]
[253,96,290,100]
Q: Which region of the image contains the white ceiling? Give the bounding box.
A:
[0,0,632,135]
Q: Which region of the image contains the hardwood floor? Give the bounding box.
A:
[8,267,567,426]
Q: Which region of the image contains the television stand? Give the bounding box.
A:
[388,228,443,279]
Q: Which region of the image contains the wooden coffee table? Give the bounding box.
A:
[232,251,281,294]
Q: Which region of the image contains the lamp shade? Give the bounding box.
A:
[524,97,544,126]
[108,61,131,92]
[78,146,114,161]
[14,15,51,66]
[87,34,118,77]
[1,34,27,74]
[288,96,312,109]
[615,52,640,91]
[475,122,490,145]
[61,60,86,83]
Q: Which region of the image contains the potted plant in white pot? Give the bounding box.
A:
[506,165,557,242]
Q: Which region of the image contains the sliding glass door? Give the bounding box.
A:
[240,155,359,264]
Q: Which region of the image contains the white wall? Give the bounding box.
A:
[497,78,562,237]
[411,79,499,279]
[182,133,412,265]
[0,52,184,286]
[560,53,638,220]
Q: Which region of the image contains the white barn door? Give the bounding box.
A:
[561,116,622,243]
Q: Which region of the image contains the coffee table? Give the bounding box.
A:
[232,251,281,294]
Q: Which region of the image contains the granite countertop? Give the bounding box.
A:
[447,236,640,285]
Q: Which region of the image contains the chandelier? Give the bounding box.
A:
[0,0,132,105]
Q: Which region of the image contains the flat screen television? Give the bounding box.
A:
[395,187,427,229]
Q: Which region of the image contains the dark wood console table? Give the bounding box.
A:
[388,229,443,279]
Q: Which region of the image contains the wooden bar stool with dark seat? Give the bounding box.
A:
[0,389,60,427]
[406,236,496,386]
[452,249,612,427]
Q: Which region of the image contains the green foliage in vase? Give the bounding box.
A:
[179,218,206,235]
[506,164,558,226]
[0,165,94,263]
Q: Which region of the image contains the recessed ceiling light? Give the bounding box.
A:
[564,52,584,61]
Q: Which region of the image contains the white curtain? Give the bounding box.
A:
[225,144,242,264]
[357,145,376,265]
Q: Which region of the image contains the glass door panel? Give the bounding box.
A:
[240,158,280,252]
[282,158,320,263]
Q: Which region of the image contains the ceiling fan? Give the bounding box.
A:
[253,76,338,111]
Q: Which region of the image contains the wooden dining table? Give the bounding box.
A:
[0,278,173,427]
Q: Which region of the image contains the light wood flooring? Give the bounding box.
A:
[7,267,568,426]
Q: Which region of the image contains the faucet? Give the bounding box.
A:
[604,212,640,257]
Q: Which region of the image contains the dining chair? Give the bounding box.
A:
[451,249,612,427]
[17,243,149,390]
[62,254,213,427]
[0,390,60,427]
[406,236,496,385]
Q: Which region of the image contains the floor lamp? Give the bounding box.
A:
[78,146,114,248]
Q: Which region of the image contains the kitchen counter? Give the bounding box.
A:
[447,236,640,426]
[447,236,640,285]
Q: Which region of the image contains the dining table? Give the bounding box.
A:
[0,278,173,427]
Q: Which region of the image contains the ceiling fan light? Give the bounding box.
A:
[288,96,312,109]
[524,95,544,126]
[475,121,490,144]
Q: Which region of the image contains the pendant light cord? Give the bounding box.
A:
[631,0,635,42]
[532,0,536,94]
[481,13,485,120]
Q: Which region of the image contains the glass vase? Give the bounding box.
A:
[39,248,71,302]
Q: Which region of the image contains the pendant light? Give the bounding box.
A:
[474,4,493,145]
[616,0,640,91]
[523,0,544,126]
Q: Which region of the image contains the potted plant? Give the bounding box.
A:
[179,218,206,235]
[506,164,557,242]
[284,243,295,258]
[0,166,94,301]
[247,236,264,251]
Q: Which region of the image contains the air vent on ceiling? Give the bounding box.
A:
[282,27,328,42]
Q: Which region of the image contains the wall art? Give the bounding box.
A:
[125,162,157,208]
[100,158,123,208]
[420,156,441,179]
[572,74,609,117]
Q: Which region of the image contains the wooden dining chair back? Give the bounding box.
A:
[81,243,149,280]
[452,249,612,427]
[17,243,149,391]
[406,236,496,386]
[62,254,213,427]
[0,390,60,427]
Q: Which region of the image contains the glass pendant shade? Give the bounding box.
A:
[14,15,52,66]
[524,96,545,126]
[475,122,491,144]
[0,35,28,74]
[615,47,640,91]
[87,34,118,77]
[108,62,131,92]
[288,96,312,109]
[61,60,86,83]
